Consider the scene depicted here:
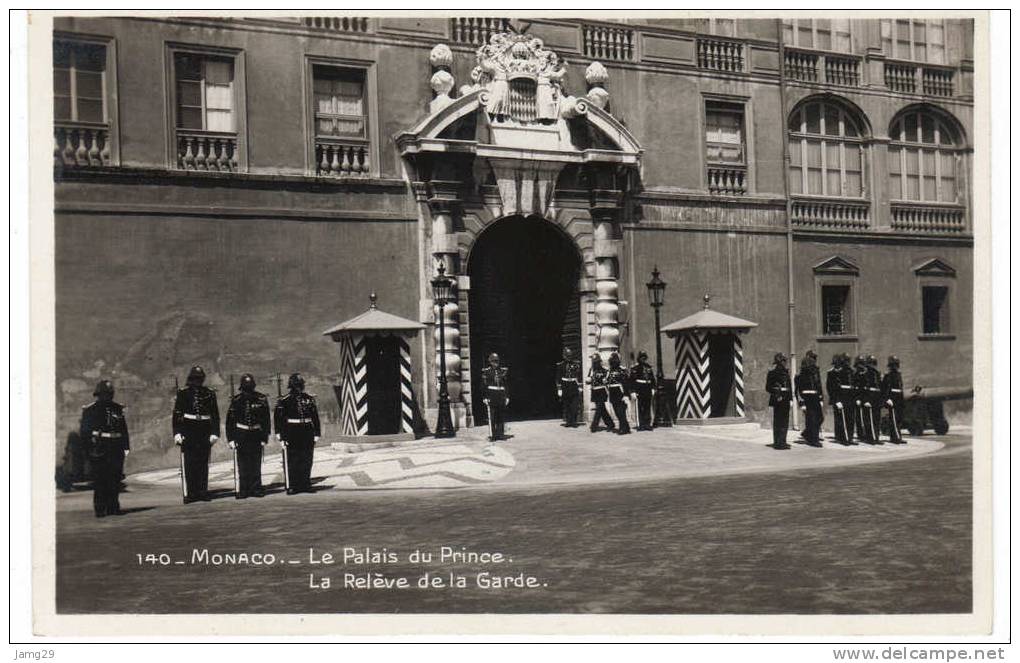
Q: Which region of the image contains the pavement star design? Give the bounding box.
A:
[130,442,517,491]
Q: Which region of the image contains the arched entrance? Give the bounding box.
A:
[467,215,582,422]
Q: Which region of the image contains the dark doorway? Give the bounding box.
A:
[708,333,736,417]
[365,336,401,434]
[468,215,581,422]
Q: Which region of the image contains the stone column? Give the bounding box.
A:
[591,191,623,360]
[426,181,465,425]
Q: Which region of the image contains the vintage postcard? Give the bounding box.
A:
[25,9,994,638]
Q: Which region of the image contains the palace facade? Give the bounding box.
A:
[52,16,974,460]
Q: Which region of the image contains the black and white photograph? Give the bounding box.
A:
[14,8,1005,644]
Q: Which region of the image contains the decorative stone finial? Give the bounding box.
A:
[703,294,711,310]
[429,70,456,112]
[429,43,453,70]
[370,292,378,309]
[585,61,609,86]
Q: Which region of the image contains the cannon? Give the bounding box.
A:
[900,386,973,436]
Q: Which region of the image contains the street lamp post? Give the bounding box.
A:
[431,262,456,438]
[647,266,673,428]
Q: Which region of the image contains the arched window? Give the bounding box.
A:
[888,109,960,203]
[788,100,867,198]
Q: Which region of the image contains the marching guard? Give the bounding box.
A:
[606,353,631,435]
[866,355,884,443]
[882,356,906,444]
[274,373,321,494]
[765,353,792,450]
[226,373,271,498]
[588,353,615,433]
[172,366,220,503]
[555,347,582,428]
[851,355,876,443]
[481,353,510,441]
[629,351,657,431]
[80,380,129,517]
[826,353,856,445]
[795,350,824,447]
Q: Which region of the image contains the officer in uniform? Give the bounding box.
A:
[628,351,657,431]
[826,353,856,445]
[795,350,824,447]
[172,366,220,503]
[80,380,129,517]
[226,373,271,498]
[555,347,582,428]
[606,352,631,435]
[866,355,884,443]
[274,373,321,494]
[882,356,906,444]
[765,353,792,450]
[851,355,875,443]
[587,353,614,433]
[481,353,510,441]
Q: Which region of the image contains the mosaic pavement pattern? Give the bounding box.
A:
[130,442,517,491]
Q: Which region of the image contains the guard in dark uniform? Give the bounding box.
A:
[481,353,510,441]
[882,356,906,444]
[851,355,875,443]
[866,355,884,443]
[826,353,856,445]
[795,350,824,447]
[606,352,631,435]
[80,380,129,517]
[587,354,614,433]
[766,353,792,450]
[226,373,271,498]
[628,351,656,431]
[274,373,321,494]
[555,347,582,427]
[172,366,220,503]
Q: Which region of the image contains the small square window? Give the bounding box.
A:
[922,286,949,334]
[821,284,852,336]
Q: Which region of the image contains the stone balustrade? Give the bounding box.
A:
[54,122,112,168]
[823,53,861,87]
[890,202,965,233]
[884,61,917,93]
[303,16,369,32]
[315,139,371,177]
[783,48,819,82]
[449,17,510,46]
[791,198,870,229]
[697,36,744,72]
[922,66,954,97]
[784,49,862,87]
[582,23,635,62]
[176,131,239,172]
[707,164,747,196]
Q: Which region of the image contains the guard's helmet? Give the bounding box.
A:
[590,353,603,364]
[637,350,649,362]
[93,379,114,398]
[867,354,878,366]
[806,350,818,360]
[609,352,621,367]
[240,373,256,392]
[831,354,840,366]
[287,373,305,391]
[773,352,787,365]
[563,347,573,359]
[888,355,900,369]
[186,365,206,385]
[854,354,867,367]
[487,352,500,364]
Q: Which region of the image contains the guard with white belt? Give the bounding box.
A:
[606,353,631,435]
[587,354,615,433]
[881,356,906,444]
[481,352,510,441]
[826,353,856,445]
[226,373,271,498]
[766,353,792,450]
[555,347,582,428]
[628,351,657,431]
[795,350,824,447]
[851,355,875,443]
[80,380,130,517]
[865,355,885,444]
[274,373,321,494]
[172,365,220,503]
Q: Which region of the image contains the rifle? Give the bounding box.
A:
[281,442,291,492]
[232,445,240,497]
[485,398,495,442]
[173,374,188,503]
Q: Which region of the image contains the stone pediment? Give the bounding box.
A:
[913,258,957,277]
[813,255,860,276]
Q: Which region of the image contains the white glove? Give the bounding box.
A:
[505,399,510,406]
[836,402,844,410]
[855,400,861,406]
[275,433,282,442]
[228,440,236,449]
[800,404,807,411]
[261,440,267,446]
[209,435,218,443]
[631,393,637,400]
[92,430,99,438]
[174,433,183,445]
[281,440,288,448]
[886,399,894,407]
[557,390,562,398]
[313,436,320,443]
[483,398,490,405]
[123,449,130,457]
